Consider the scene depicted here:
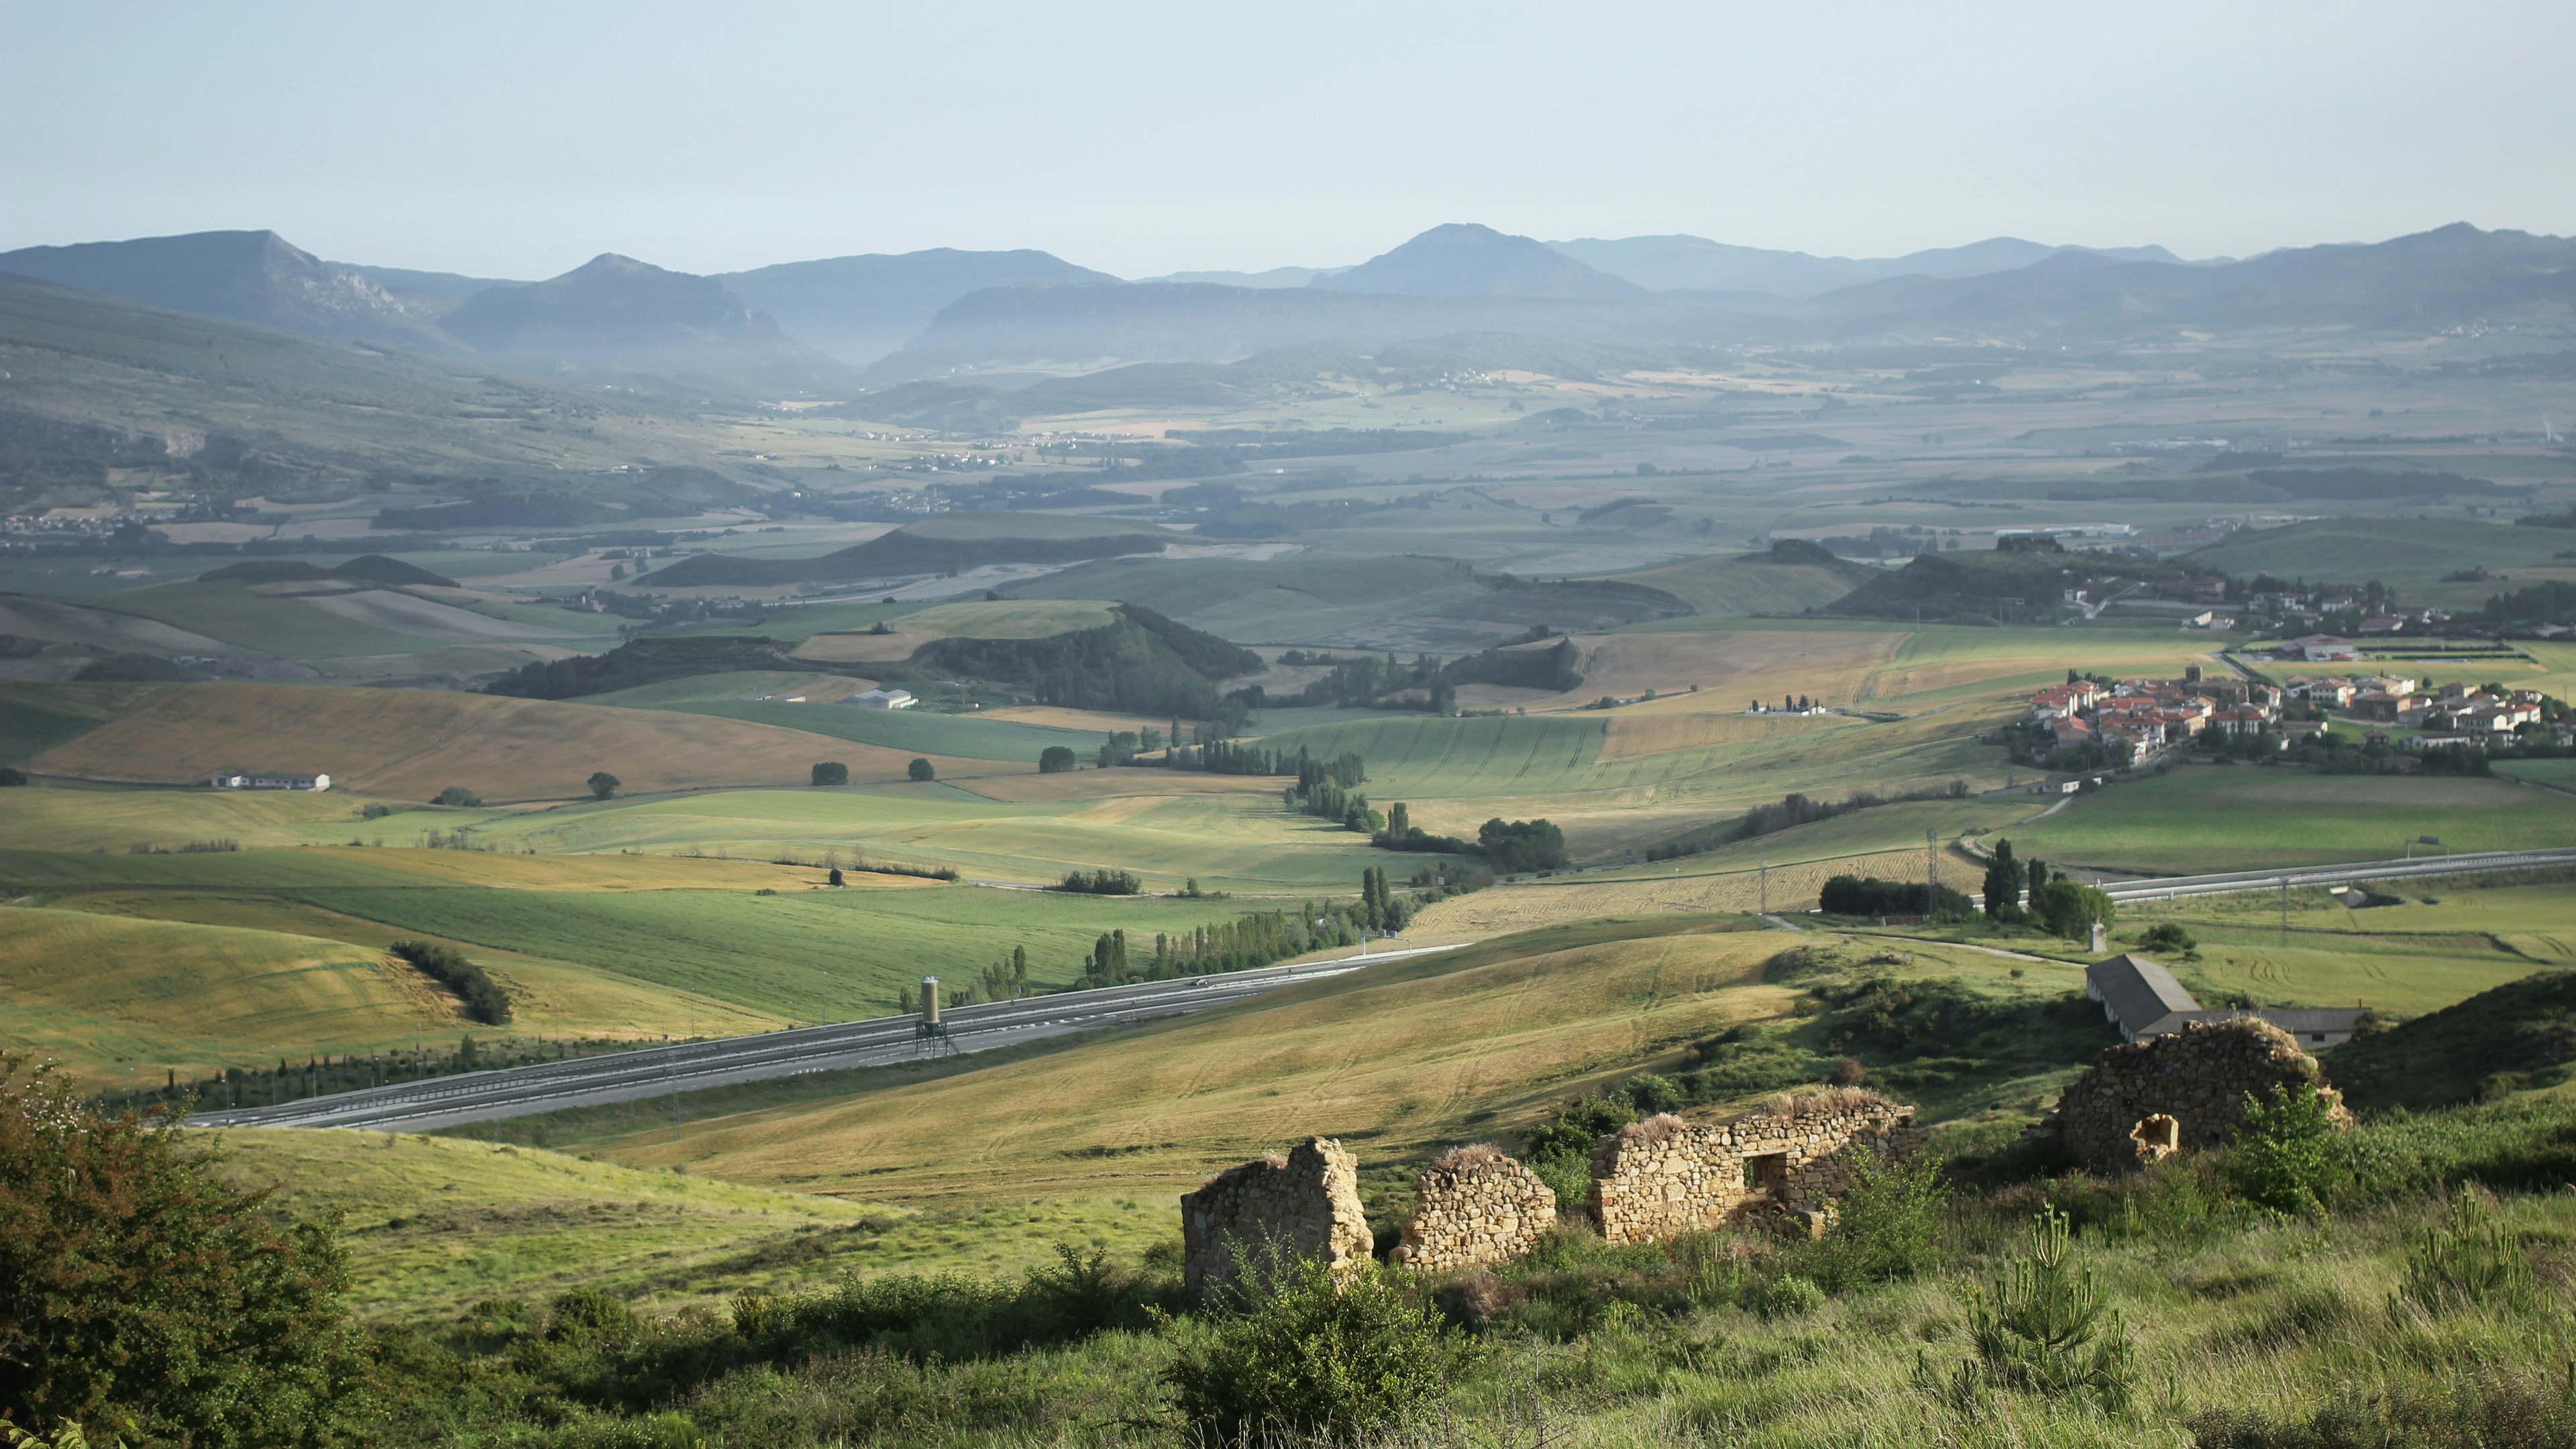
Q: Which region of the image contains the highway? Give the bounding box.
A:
[191,847,2576,1134]
[1972,845,2576,908]
[191,943,1462,1133]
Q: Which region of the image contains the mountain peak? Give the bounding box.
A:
[1314,223,1644,299]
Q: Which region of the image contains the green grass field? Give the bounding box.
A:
[1016,555,1495,643]
[635,700,1107,763]
[0,681,152,762]
[2109,877,2576,1016]
[463,782,1378,894]
[2496,757,2576,794]
[2000,765,2576,872]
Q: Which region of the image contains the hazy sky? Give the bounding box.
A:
[8,1,2573,280]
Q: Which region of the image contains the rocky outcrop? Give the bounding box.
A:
[1179,1136,1373,1300]
[1391,1145,1556,1272]
[1590,1089,1920,1244]
[2031,1017,2352,1172]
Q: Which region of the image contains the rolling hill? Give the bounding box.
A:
[717,248,1118,364]
[0,273,723,498]
[643,512,1188,587]
[1312,223,1644,299]
[437,254,851,395]
[0,229,457,348]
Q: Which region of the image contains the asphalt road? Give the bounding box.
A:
[1976,846,2576,908]
[191,943,1462,1133]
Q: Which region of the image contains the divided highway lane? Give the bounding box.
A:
[192,944,1462,1134]
[1969,847,2576,908]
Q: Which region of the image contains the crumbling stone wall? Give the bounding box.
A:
[1589,1089,1920,1244]
[1391,1144,1556,1272]
[1180,1136,1373,1299]
[2033,1018,2353,1172]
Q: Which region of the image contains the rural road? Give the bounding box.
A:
[192,943,1464,1133]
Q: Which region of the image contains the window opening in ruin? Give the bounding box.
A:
[1745,1152,1788,1190]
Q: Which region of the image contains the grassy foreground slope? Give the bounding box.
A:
[588,918,2072,1201]
[25,683,993,800]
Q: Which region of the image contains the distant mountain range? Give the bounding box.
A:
[1548,234,2204,300]
[5,221,2569,398]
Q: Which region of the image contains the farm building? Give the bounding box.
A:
[843,689,916,710]
[2085,953,2369,1046]
[207,769,330,791]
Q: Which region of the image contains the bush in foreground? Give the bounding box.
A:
[1165,1248,1462,1444]
[0,1057,365,1444]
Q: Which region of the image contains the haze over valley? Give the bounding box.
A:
[7,6,2576,1447]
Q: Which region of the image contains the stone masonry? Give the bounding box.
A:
[1179,1136,1374,1300]
[1391,1144,1556,1272]
[1589,1088,1921,1244]
[2032,1017,2353,1172]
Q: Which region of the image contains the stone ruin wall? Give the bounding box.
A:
[2035,1018,2353,1172]
[1179,1136,1373,1299]
[1390,1144,1556,1273]
[1589,1090,1921,1244]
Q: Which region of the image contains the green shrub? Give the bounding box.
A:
[2399,1188,2536,1313]
[431,785,482,807]
[0,1057,366,1444]
[1803,1145,1949,1290]
[1939,1205,2135,1411]
[1740,1274,1825,1319]
[1164,1248,1462,1444]
[2137,922,2196,953]
[810,761,849,787]
[907,758,935,782]
[2224,1081,2344,1216]
[1037,745,1077,773]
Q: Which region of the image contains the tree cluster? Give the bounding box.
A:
[1053,869,1141,896]
[390,938,512,1024]
[1819,875,1972,919]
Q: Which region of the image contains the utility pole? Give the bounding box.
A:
[2279,876,2290,945]
[1760,859,1769,916]
[1926,828,1939,912]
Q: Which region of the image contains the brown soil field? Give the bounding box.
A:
[979,704,1170,734]
[28,684,991,802]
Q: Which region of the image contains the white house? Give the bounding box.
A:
[209,770,330,792]
[844,689,916,710]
